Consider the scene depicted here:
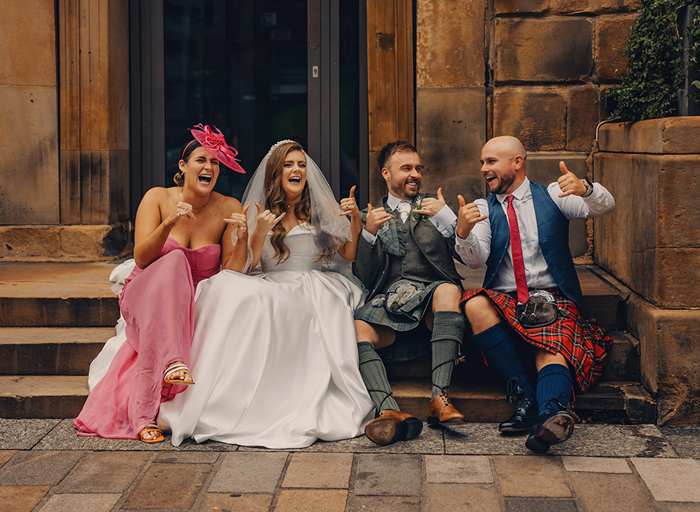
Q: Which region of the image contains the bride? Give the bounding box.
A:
[158,140,374,448]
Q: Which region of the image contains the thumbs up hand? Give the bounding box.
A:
[557,161,586,197]
[413,187,446,217]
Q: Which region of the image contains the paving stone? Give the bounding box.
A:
[274,489,348,512]
[154,451,220,464]
[208,452,288,494]
[660,427,700,459]
[33,419,238,451]
[272,422,444,454]
[0,486,50,512]
[561,456,632,473]
[494,455,571,498]
[0,450,16,467]
[283,453,353,489]
[197,493,272,512]
[0,419,60,450]
[549,424,676,458]
[39,493,121,512]
[425,455,493,484]
[0,451,84,486]
[569,472,657,511]
[121,462,211,510]
[504,497,578,512]
[354,454,421,496]
[631,458,700,502]
[345,494,421,511]
[427,483,501,511]
[444,423,532,455]
[56,451,151,493]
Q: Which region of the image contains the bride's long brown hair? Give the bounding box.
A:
[264,142,336,263]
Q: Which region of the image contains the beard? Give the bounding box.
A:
[489,172,515,195]
[390,177,421,199]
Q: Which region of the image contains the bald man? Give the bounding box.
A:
[455,136,615,453]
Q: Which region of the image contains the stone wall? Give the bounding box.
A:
[596,118,700,425]
[414,0,638,256]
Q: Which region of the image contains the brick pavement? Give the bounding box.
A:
[0,420,698,511]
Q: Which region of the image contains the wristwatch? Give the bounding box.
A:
[582,178,594,198]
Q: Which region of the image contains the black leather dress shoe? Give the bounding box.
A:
[498,396,538,433]
[525,410,575,454]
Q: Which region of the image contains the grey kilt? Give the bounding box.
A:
[353,280,449,361]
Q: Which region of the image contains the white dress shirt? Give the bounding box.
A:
[454,178,615,292]
[362,192,458,244]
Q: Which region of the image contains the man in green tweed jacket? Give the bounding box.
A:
[353,140,467,446]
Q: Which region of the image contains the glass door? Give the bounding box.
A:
[130,0,368,216]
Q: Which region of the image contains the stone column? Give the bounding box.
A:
[0,2,59,224]
[596,118,700,425]
[0,0,131,260]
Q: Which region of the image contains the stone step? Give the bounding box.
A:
[0,375,88,419]
[0,375,655,423]
[385,330,639,383]
[0,327,114,376]
[392,379,656,425]
[0,261,622,328]
[0,262,121,327]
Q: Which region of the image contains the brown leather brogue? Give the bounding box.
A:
[364,410,423,446]
[427,393,467,425]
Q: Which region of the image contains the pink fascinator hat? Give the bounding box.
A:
[183,123,246,174]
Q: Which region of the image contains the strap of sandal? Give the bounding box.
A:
[164,363,190,381]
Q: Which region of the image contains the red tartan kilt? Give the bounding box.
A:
[460,288,610,392]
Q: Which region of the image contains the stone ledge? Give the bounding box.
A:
[599,117,700,154]
[628,292,700,426]
[0,222,132,261]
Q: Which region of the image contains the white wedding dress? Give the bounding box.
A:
[157,223,375,448]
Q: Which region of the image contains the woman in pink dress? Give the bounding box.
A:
[74,124,249,442]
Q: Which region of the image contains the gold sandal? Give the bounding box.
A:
[140,423,164,443]
[163,362,195,386]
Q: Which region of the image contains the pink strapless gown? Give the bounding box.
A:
[73,238,221,439]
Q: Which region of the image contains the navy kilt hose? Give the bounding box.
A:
[460,288,611,392]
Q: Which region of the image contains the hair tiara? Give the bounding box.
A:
[265,139,298,160]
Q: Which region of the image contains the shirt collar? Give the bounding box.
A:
[496,177,530,205]
[386,193,411,210]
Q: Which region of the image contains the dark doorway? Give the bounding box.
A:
[130,0,368,217]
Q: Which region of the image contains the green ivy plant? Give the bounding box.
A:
[607,0,700,121]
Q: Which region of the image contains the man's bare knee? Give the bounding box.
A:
[431,283,461,313]
[355,320,395,349]
[534,348,568,372]
[463,295,501,334]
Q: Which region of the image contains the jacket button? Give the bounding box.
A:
[403,261,407,265]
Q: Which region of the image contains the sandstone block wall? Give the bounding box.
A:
[415,0,487,212]
[415,0,637,257]
[491,2,638,153]
[596,118,700,425]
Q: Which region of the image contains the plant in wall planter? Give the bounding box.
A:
[607,0,700,121]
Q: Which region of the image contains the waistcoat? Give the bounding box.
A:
[385,217,442,287]
[483,181,583,306]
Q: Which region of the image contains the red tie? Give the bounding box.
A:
[506,195,529,304]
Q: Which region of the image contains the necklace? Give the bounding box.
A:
[191,198,210,210]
